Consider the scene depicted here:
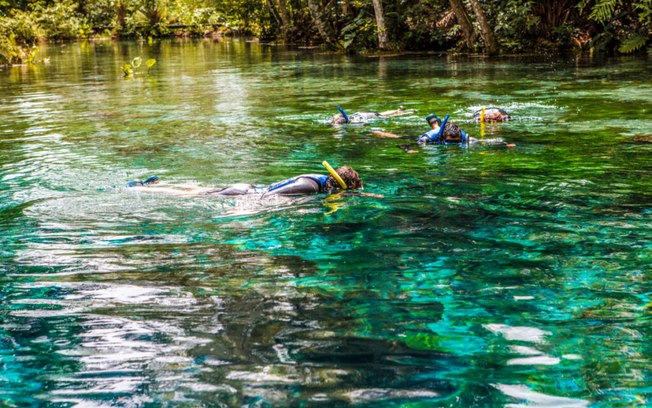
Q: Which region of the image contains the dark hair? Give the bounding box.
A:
[442,123,463,143]
[325,166,362,191]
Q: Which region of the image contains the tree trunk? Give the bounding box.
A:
[277,0,292,39]
[342,0,349,16]
[268,0,282,27]
[469,0,497,54]
[448,0,476,50]
[372,0,391,50]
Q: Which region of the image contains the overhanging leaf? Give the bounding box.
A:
[619,33,648,53]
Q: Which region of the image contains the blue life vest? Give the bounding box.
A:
[267,174,329,193]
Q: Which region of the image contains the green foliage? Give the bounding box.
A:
[490,0,538,51]
[580,0,621,23]
[0,9,42,65]
[0,9,42,45]
[634,0,652,23]
[171,5,223,35]
[121,62,133,76]
[579,0,651,53]
[122,55,156,77]
[341,10,374,51]
[80,0,115,27]
[32,0,88,40]
[0,0,649,55]
[138,0,168,36]
[618,33,648,53]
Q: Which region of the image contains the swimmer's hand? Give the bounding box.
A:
[358,192,384,198]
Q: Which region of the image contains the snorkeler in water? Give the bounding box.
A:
[369,113,513,152]
[473,107,510,123]
[416,114,474,145]
[126,165,362,197]
[330,106,410,125]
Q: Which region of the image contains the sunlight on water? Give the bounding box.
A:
[0,40,651,407]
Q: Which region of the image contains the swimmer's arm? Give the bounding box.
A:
[369,130,403,138]
[472,138,516,147]
[379,106,412,117]
[127,184,216,196]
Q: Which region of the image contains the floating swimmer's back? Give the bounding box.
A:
[267,174,329,194]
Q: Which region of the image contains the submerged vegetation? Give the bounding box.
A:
[1,0,651,64]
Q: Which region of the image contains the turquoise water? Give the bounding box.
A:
[1,40,651,407]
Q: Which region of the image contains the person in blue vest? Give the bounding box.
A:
[370,114,473,144]
[125,166,362,196]
[370,113,513,152]
[331,106,409,125]
[416,113,514,147]
[416,114,472,144]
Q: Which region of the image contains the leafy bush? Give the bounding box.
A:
[0,9,42,45]
[0,10,41,64]
[32,0,88,40]
[80,0,116,28]
[579,0,652,54]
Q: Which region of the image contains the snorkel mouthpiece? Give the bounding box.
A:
[337,106,350,124]
[322,160,348,190]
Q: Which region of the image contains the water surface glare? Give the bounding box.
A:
[1,40,651,407]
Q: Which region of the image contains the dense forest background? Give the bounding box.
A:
[1,0,651,64]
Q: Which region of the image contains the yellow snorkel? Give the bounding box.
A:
[480,106,486,139]
[322,160,347,190]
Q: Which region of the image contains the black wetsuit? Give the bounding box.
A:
[206,174,330,196]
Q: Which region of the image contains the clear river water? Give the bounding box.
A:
[0,39,650,407]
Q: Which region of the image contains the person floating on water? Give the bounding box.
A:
[369,113,514,152]
[126,163,362,196]
[331,106,410,125]
[416,114,475,145]
[474,106,510,123]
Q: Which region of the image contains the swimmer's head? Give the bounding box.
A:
[331,106,350,125]
[331,113,348,125]
[326,166,362,191]
[442,122,463,143]
[474,107,510,123]
[426,114,441,128]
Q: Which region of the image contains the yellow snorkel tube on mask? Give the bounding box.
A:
[322,160,347,190]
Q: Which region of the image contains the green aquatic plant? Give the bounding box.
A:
[121,55,156,77]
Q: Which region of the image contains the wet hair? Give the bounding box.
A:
[442,123,463,143]
[331,113,348,125]
[473,107,510,123]
[325,166,362,191]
